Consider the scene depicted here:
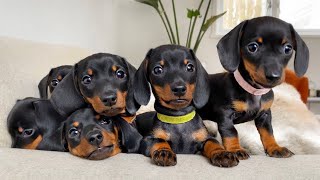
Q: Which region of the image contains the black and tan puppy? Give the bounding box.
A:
[64,108,142,160]
[50,53,138,119]
[7,97,67,151]
[199,16,309,159]
[38,65,72,99]
[133,45,239,167]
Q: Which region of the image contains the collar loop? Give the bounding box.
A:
[233,69,271,96]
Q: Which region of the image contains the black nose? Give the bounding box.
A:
[102,94,117,106]
[265,72,281,82]
[88,132,103,146]
[171,85,187,96]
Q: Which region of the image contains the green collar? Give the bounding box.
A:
[157,110,196,124]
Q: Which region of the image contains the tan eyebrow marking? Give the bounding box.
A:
[87,69,93,75]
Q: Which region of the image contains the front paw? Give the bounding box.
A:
[266,146,294,158]
[229,149,250,160]
[210,151,239,167]
[152,149,177,166]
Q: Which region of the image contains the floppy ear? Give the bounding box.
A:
[50,66,86,117]
[190,50,210,109]
[115,117,142,153]
[133,49,153,106]
[119,57,141,115]
[217,20,248,72]
[38,69,53,99]
[59,122,68,151]
[32,100,67,151]
[289,24,309,77]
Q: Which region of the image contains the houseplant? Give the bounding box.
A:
[136,0,226,53]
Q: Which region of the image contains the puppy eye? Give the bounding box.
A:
[186,63,194,72]
[116,69,126,79]
[82,75,92,84]
[22,129,34,137]
[153,66,163,75]
[247,42,259,53]
[284,43,293,54]
[69,127,80,138]
[51,79,59,87]
[100,117,111,125]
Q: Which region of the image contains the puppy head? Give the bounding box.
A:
[217,16,309,88]
[64,108,121,160]
[133,45,210,110]
[74,53,136,116]
[7,98,65,151]
[38,65,72,99]
[7,98,42,149]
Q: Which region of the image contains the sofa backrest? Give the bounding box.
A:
[0,36,90,147]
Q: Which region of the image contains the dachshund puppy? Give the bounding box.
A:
[64,108,142,160]
[50,53,138,119]
[7,97,67,151]
[38,65,72,99]
[133,45,239,167]
[199,16,309,159]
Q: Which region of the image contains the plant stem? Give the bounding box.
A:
[193,0,212,53]
[156,9,173,44]
[172,0,180,45]
[186,17,193,47]
[159,0,176,44]
[188,0,204,48]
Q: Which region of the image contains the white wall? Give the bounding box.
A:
[0,0,116,53]
[0,0,318,88]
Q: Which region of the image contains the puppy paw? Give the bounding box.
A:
[210,151,239,167]
[229,149,250,160]
[152,149,177,166]
[266,146,294,158]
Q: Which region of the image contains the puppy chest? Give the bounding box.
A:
[153,121,209,154]
[231,96,265,123]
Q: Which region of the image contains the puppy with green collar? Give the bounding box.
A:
[132,45,239,167]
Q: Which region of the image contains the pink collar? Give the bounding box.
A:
[233,69,271,96]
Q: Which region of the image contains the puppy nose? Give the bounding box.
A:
[266,72,281,82]
[171,85,187,96]
[88,132,103,146]
[102,94,117,106]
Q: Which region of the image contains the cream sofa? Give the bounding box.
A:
[1,37,320,179]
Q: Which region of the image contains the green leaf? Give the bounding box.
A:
[200,11,226,32]
[136,0,159,10]
[187,9,200,19]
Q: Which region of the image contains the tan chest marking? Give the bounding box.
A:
[192,128,208,142]
[153,128,170,141]
[232,100,248,112]
[260,99,273,111]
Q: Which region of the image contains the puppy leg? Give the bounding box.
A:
[203,139,239,167]
[140,137,177,166]
[218,118,250,160]
[255,110,294,158]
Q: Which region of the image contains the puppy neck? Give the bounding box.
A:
[154,102,195,116]
[233,69,271,96]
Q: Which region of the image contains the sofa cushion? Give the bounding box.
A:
[0,148,319,178]
[0,36,90,147]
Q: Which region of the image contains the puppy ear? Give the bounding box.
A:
[190,50,210,109]
[50,66,86,117]
[38,69,53,99]
[217,20,248,72]
[133,49,152,106]
[289,24,309,77]
[115,117,142,153]
[119,57,141,115]
[59,122,68,151]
